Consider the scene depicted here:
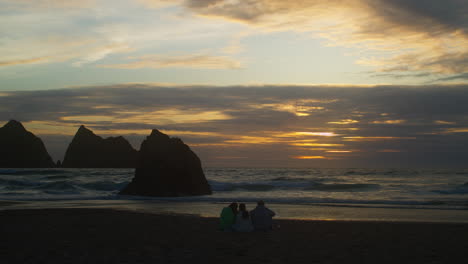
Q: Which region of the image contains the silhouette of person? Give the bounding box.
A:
[219,202,238,231]
[250,200,275,231]
[233,203,254,232]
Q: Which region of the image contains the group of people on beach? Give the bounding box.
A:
[220,200,276,232]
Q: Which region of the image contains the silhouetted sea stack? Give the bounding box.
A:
[0,120,55,168]
[120,129,212,197]
[62,125,137,168]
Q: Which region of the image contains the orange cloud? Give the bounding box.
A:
[245,99,333,118]
[0,57,48,67]
[377,149,403,153]
[371,120,406,125]
[160,130,224,138]
[137,0,181,9]
[116,109,232,124]
[291,143,344,147]
[328,119,359,125]
[99,54,242,69]
[443,128,468,134]
[22,121,77,135]
[434,120,456,125]
[61,115,115,122]
[224,136,281,144]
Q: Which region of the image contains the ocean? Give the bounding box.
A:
[1,168,468,222]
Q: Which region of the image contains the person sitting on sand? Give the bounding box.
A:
[250,200,276,231]
[219,202,238,231]
[233,203,254,232]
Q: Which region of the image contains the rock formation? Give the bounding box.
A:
[120,129,212,197]
[62,125,137,168]
[0,120,55,168]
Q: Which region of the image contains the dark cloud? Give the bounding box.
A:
[184,0,224,9]
[436,73,468,82]
[355,0,468,76]
[3,84,468,128]
[367,0,468,34]
[2,84,468,167]
[184,0,268,21]
[184,0,468,36]
[370,72,434,80]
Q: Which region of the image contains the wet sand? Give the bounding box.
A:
[2,208,468,264]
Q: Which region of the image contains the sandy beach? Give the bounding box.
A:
[2,208,468,264]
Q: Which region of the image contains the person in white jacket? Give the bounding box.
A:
[250,200,276,231]
[233,203,254,232]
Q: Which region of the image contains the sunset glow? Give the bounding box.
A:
[3,4,468,263]
[328,120,359,125]
[1,0,468,167]
[292,156,327,160]
[291,132,339,137]
[290,143,344,147]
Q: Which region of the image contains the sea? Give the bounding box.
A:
[1,167,468,223]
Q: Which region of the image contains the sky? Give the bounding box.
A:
[1,0,468,167]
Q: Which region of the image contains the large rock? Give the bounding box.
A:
[120,129,212,197]
[0,120,55,168]
[62,125,137,168]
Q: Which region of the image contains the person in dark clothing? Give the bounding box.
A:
[233,203,254,232]
[250,200,275,231]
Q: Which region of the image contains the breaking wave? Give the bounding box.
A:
[304,183,381,192]
[0,168,468,211]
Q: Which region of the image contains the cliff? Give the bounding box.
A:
[120,129,212,197]
[62,125,137,168]
[0,120,55,168]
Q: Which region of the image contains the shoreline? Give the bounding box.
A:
[3,208,468,263]
[3,199,468,224]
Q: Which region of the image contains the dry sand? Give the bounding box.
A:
[1,208,468,264]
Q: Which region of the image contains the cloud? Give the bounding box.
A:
[0,57,49,67]
[434,120,456,125]
[0,0,96,9]
[136,0,182,9]
[365,0,468,34]
[436,73,468,82]
[0,37,125,68]
[2,0,467,82]
[99,54,242,69]
[2,84,468,167]
[181,0,468,78]
[292,156,326,160]
[0,0,246,70]
[369,72,434,80]
[328,119,359,125]
[371,120,406,125]
[0,4,134,67]
[72,43,134,67]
